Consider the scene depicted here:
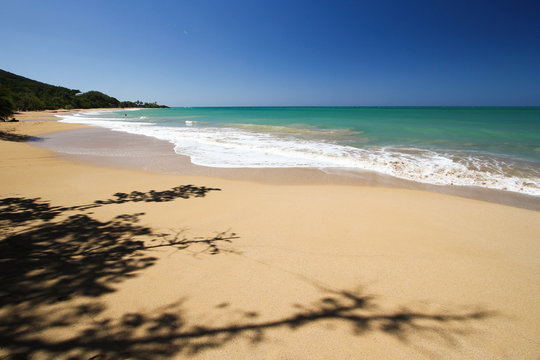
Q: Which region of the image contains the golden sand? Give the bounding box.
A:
[1,114,539,359]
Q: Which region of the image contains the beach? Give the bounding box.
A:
[1,111,539,359]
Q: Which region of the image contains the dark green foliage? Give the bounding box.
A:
[119,100,166,108]
[141,101,166,108]
[0,86,15,120]
[0,69,168,111]
[75,90,120,108]
[119,100,138,108]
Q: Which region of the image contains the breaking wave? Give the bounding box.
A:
[59,111,540,196]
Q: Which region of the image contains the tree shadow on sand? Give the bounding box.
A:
[0,287,492,359]
[0,129,41,142]
[94,185,221,205]
[0,184,220,224]
[0,188,493,359]
[0,186,231,308]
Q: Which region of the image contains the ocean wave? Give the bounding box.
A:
[224,123,361,139]
[58,113,540,196]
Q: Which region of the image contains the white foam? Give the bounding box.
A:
[58,113,540,196]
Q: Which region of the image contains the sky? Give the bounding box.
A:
[1,0,540,106]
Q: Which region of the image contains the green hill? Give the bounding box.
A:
[0,69,167,119]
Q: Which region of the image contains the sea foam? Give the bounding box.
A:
[59,111,540,196]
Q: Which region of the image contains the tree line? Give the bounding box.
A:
[0,69,167,120]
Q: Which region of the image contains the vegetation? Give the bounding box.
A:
[118,100,167,108]
[0,86,15,120]
[0,69,168,116]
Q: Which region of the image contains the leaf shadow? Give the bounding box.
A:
[0,187,494,359]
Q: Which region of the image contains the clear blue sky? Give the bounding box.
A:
[1,0,539,106]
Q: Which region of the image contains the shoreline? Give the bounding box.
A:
[56,107,540,198]
[9,108,128,122]
[30,114,540,210]
[1,110,539,359]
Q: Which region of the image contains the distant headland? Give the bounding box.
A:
[0,69,168,120]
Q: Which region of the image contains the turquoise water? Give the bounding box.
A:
[60,107,540,195]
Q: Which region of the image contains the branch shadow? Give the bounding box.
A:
[0,188,494,359]
[0,184,220,226]
[0,186,228,308]
[92,185,221,206]
[0,212,155,306]
[0,288,493,359]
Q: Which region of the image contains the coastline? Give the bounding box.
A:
[33,117,540,210]
[9,108,127,122]
[1,112,539,359]
[55,106,540,197]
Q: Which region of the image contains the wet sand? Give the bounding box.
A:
[34,125,540,210]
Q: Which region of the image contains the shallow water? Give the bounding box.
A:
[58,107,540,196]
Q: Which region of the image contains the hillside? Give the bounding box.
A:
[0,69,167,118]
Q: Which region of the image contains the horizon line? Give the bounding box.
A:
[165,105,540,108]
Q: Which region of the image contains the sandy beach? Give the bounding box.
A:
[1,111,539,359]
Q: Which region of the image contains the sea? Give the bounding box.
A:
[58,107,540,197]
